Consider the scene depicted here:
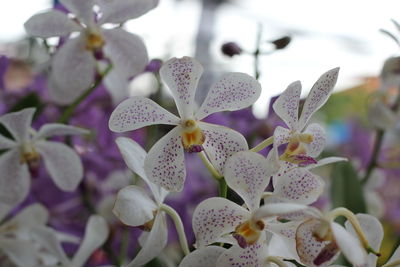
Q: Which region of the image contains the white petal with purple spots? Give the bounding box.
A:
[273,80,301,130]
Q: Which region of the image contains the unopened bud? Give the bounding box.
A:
[270,36,291,50]
[145,59,163,73]
[221,42,243,57]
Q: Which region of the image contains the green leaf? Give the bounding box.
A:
[331,162,367,216]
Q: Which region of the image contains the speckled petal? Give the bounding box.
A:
[199,122,248,175]
[109,96,180,133]
[298,68,339,130]
[273,80,301,130]
[224,151,272,212]
[273,167,324,205]
[112,185,157,227]
[98,0,159,24]
[303,123,326,158]
[195,72,261,120]
[273,125,291,147]
[179,246,226,267]
[0,107,35,143]
[344,214,382,266]
[192,197,250,248]
[126,213,167,267]
[331,222,367,266]
[296,219,339,267]
[144,126,185,192]
[159,57,203,119]
[216,238,269,267]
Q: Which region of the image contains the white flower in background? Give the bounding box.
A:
[32,215,109,267]
[192,151,308,249]
[112,137,172,267]
[109,56,261,191]
[0,108,88,205]
[271,68,339,167]
[24,0,158,104]
[0,203,49,267]
[293,208,380,267]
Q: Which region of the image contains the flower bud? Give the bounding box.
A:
[270,36,291,50]
[221,42,243,57]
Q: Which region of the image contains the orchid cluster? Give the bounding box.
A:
[0,0,399,267]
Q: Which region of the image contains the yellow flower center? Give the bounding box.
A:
[280,133,314,165]
[85,31,104,51]
[180,119,205,152]
[234,219,265,247]
[20,143,40,167]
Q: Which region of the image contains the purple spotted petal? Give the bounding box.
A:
[304,123,326,158]
[224,151,273,212]
[192,197,250,248]
[144,126,185,192]
[295,219,339,267]
[216,237,268,267]
[195,72,261,120]
[298,68,339,130]
[273,167,324,205]
[109,96,180,133]
[273,80,302,130]
[179,246,226,267]
[159,57,203,119]
[199,122,248,175]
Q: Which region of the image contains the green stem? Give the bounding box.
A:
[57,64,112,124]
[218,178,227,198]
[254,23,263,80]
[250,136,274,152]
[118,228,130,265]
[159,204,190,256]
[198,151,222,179]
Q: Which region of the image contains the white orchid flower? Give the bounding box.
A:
[180,233,293,267]
[0,108,88,205]
[270,68,339,167]
[293,208,380,267]
[31,215,109,267]
[192,151,308,249]
[24,0,158,104]
[109,56,261,192]
[0,203,49,267]
[112,137,184,267]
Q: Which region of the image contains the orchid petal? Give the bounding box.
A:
[50,36,96,105]
[0,238,41,267]
[179,246,226,267]
[345,214,383,266]
[103,29,148,78]
[112,185,157,227]
[35,141,83,191]
[224,151,272,212]
[24,10,80,38]
[267,221,302,261]
[109,96,180,133]
[368,101,397,130]
[0,203,11,222]
[127,213,167,267]
[273,126,291,147]
[103,69,131,104]
[296,219,339,267]
[144,126,185,192]
[30,226,70,266]
[273,167,324,205]
[3,203,49,231]
[303,123,326,157]
[304,157,347,170]
[60,0,94,25]
[192,197,250,248]
[0,149,30,205]
[254,203,309,221]
[298,68,339,130]
[160,57,203,119]
[273,80,301,130]
[196,72,261,120]
[331,222,367,266]
[199,122,248,175]
[0,108,35,143]
[115,137,167,203]
[216,239,269,267]
[98,0,159,24]
[71,215,109,267]
[0,135,16,150]
[34,123,89,141]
